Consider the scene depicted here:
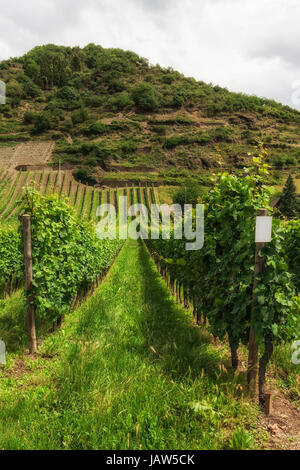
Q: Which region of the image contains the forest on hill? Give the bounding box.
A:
[1,44,300,187]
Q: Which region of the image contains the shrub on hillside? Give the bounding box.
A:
[83,121,107,136]
[212,126,234,142]
[164,135,190,149]
[71,107,89,125]
[23,111,36,124]
[73,167,97,185]
[173,94,185,108]
[57,86,78,102]
[61,119,74,132]
[119,138,139,157]
[33,112,52,133]
[83,93,105,107]
[107,91,134,111]
[16,73,41,98]
[6,79,23,107]
[24,110,53,131]
[131,83,159,112]
[152,125,167,135]
[35,113,52,133]
[107,78,126,93]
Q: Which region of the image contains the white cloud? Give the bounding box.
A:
[0,0,299,109]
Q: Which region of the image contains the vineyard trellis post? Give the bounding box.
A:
[247,208,272,393]
[22,214,37,354]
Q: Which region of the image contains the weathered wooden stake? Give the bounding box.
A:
[22,214,37,354]
[247,209,268,392]
[264,392,273,416]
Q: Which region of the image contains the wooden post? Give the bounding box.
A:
[247,208,268,391]
[22,214,37,354]
[264,392,273,416]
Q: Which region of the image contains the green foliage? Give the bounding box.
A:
[107,78,126,93]
[23,111,36,125]
[83,93,105,108]
[173,94,185,108]
[151,125,167,135]
[107,91,134,111]
[71,107,89,125]
[173,184,203,208]
[284,219,300,292]
[211,126,234,142]
[164,135,190,149]
[23,45,72,89]
[57,141,111,165]
[146,151,300,364]
[164,132,211,149]
[279,174,300,219]
[73,167,97,185]
[0,225,23,283]
[273,154,297,167]
[21,188,122,321]
[0,239,262,450]
[1,42,300,175]
[57,86,79,103]
[228,428,257,450]
[252,220,299,343]
[119,138,139,157]
[16,73,41,98]
[83,121,107,136]
[131,82,159,112]
[33,112,52,134]
[6,80,23,106]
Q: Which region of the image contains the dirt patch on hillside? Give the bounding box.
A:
[260,393,300,450]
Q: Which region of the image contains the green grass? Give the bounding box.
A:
[271,337,300,403]
[0,291,27,354]
[0,239,263,450]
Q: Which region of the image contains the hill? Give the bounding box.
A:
[1,44,300,188]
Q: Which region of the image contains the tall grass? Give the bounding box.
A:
[0,240,263,450]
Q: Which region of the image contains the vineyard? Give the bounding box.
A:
[0,167,160,222]
[0,155,299,450]
[0,141,55,170]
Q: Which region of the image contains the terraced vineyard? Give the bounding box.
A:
[0,167,159,221]
[0,146,18,167]
[0,141,56,171]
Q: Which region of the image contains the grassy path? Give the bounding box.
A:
[0,240,262,450]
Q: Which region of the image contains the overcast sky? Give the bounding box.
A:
[1,0,300,109]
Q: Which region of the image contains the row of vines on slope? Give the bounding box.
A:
[145,152,300,406]
[0,183,157,300]
[0,188,123,352]
[22,188,124,352]
[0,167,158,223]
[0,224,23,298]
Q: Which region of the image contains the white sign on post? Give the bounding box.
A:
[255,216,272,243]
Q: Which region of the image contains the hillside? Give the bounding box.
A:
[1,44,300,188]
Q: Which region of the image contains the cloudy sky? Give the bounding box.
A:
[1,0,300,109]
